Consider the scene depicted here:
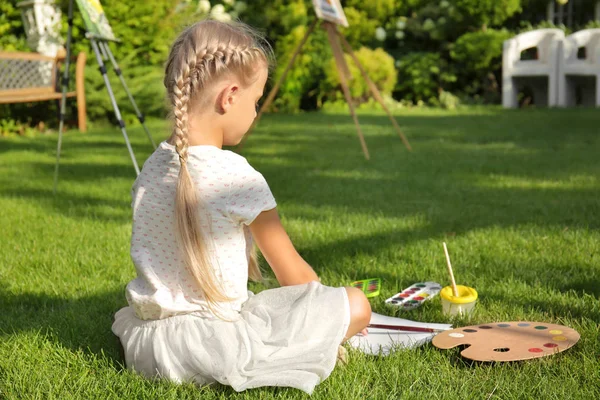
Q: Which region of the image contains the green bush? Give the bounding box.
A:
[340,0,397,48]
[437,89,461,109]
[452,0,522,29]
[0,1,28,51]
[451,29,511,71]
[244,0,401,112]
[84,55,166,124]
[340,7,379,49]
[320,47,397,106]
[244,0,323,112]
[55,0,189,68]
[268,24,332,113]
[0,117,42,137]
[450,28,512,100]
[395,52,456,104]
[344,0,396,21]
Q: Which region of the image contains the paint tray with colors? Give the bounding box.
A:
[351,278,381,298]
[385,281,442,310]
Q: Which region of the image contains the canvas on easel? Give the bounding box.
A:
[53,0,155,193]
[243,1,412,160]
[75,0,117,41]
[312,0,348,28]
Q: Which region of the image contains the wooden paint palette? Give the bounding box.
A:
[432,321,580,362]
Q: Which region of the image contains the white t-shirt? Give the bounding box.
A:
[125,141,277,320]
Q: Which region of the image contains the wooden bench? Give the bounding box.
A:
[0,51,87,132]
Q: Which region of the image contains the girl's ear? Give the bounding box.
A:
[219,84,239,114]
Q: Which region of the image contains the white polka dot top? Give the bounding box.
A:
[125,141,277,320]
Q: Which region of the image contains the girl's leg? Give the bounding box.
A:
[342,286,372,341]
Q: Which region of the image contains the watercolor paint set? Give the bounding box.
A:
[385,281,442,310]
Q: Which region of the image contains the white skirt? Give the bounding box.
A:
[112,281,350,394]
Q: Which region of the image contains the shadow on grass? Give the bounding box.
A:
[0,287,126,366]
[0,186,131,223]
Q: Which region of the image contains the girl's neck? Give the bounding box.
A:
[187,128,223,148]
[169,114,223,149]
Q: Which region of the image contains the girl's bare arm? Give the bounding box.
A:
[249,208,319,286]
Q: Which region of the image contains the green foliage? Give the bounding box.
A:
[0,1,28,51]
[340,0,397,48]
[585,20,600,29]
[339,7,379,49]
[55,0,188,68]
[244,0,321,112]
[84,55,166,123]
[344,0,396,21]
[386,0,523,103]
[452,0,522,29]
[437,89,461,109]
[0,118,40,137]
[268,25,332,113]
[396,2,459,47]
[451,29,512,71]
[321,47,397,105]
[516,20,569,35]
[395,52,456,104]
[245,0,401,112]
[450,29,512,100]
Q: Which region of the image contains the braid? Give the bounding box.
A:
[164,20,273,319]
[188,44,264,92]
[172,41,264,178]
[173,61,193,164]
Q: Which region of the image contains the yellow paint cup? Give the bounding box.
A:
[440,285,478,316]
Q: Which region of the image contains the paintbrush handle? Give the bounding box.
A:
[443,242,459,297]
[368,323,446,333]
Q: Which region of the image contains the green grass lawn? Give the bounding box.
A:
[1,107,599,399]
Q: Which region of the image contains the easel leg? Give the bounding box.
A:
[99,41,156,149]
[90,39,140,175]
[324,22,351,82]
[337,32,412,152]
[75,52,87,132]
[239,19,318,148]
[324,23,370,160]
[53,0,74,194]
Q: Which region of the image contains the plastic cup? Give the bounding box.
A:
[440,285,478,316]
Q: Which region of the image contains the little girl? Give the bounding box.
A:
[112,19,371,395]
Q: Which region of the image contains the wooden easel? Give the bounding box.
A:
[243,19,412,160]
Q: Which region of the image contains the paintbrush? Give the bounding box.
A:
[367,324,452,333]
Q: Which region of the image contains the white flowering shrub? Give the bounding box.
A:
[184,0,248,21]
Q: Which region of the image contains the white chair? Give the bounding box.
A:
[502,29,565,108]
[558,29,600,107]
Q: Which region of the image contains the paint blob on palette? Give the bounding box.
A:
[432,321,580,362]
[385,282,442,310]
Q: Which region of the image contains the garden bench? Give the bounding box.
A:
[0,50,87,131]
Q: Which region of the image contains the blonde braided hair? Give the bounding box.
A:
[164,20,272,311]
